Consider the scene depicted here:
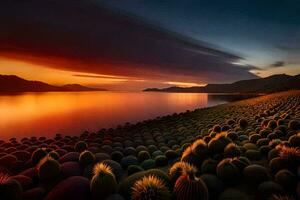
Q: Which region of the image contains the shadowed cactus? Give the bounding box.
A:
[288,120,300,130]
[44,176,90,200]
[224,143,241,158]
[131,175,171,200]
[0,173,23,200]
[226,132,238,141]
[90,163,117,200]
[173,165,208,200]
[168,162,197,185]
[208,133,231,155]
[201,158,218,174]
[181,146,202,168]
[245,149,262,160]
[216,158,239,183]
[121,155,139,169]
[269,157,289,174]
[37,156,61,181]
[226,119,235,126]
[164,150,179,160]
[249,134,262,143]
[230,156,250,172]
[31,148,48,165]
[106,194,126,200]
[212,125,221,133]
[218,188,249,200]
[138,151,151,163]
[191,139,208,159]
[200,174,224,200]
[111,151,124,163]
[268,148,280,160]
[74,141,87,152]
[155,155,168,167]
[274,169,297,191]
[268,120,277,129]
[79,150,95,167]
[288,133,300,147]
[239,118,248,129]
[152,150,164,158]
[257,181,284,200]
[48,151,59,160]
[141,159,156,170]
[128,165,144,176]
[243,164,269,186]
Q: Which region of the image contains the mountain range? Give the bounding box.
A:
[0,75,106,92]
[144,74,300,93]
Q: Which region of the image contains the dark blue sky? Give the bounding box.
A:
[105,0,300,75]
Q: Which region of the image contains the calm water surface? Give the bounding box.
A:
[0,92,250,139]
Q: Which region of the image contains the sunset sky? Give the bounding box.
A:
[0,0,299,90]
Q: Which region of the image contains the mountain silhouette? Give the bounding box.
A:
[144,74,300,93]
[0,75,106,92]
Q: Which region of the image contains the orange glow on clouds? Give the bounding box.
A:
[0,57,206,90]
[164,81,206,87]
[0,57,135,85]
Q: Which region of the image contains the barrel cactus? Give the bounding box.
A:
[191,139,208,160]
[275,169,297,191]
[127,165,144,176]
[243,164,269,186]
[216,158,239,183]
[90,163,117,200]
[224,143,241,158]
[138,151,151,163]
[31,148,48,165]
[168,162,196,185]
[131,175,171,200]
[74,141,88,152]
[278,146,300,171]
[181,146,202,168]
[37,156,61,181]
[173,166,208,200]
[239,118,248,129]
[201,158,218,174]
[141,159,156,170]
[257,181,284,199]
[230,156,250,172]
[79,150,95,167]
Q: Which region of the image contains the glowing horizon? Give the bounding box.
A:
[0,57,207,90]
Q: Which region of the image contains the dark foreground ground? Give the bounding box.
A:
[0,90,299,200]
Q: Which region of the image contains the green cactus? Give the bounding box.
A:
[173,166,208,200]
[90,163,117,200]
[131,175,171,200]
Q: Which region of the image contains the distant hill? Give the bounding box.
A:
[0,75,106,92]
[61,84,103,91]
[144,74,300,93]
